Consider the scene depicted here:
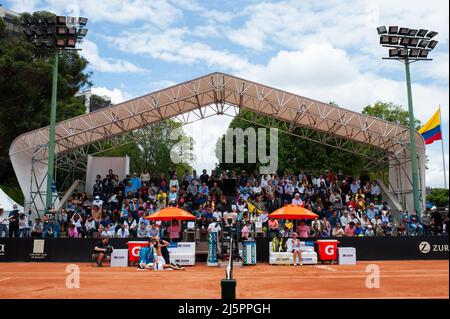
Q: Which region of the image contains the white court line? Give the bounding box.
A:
[0,277,10,283]
[3,274,448,279]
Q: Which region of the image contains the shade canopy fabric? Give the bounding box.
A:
[269,205,319,220]
[0,187,24,212]
[145,207,196,221]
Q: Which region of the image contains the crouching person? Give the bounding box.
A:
[139,238,184,271]
[92,237,113,267]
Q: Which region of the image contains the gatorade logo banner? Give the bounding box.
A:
[207,232,218,266]
[325,245,335,256]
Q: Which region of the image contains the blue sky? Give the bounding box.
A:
[5,0,450,187]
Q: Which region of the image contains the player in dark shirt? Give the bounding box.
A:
[92,237,113,267]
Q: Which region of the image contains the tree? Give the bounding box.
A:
[93,120,193,177]
[0,12,91,185]
[426,188,449,207]
[362,101,421,129]
[215,110,366,176]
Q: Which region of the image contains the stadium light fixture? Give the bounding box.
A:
[21,13,88,214]
[426,31,438,38]
[377,25,439,220]
[389,36,399,44]
[409,48,420,57]
[428,40,438,49]
[388,26,398,34]
[398,27,409,35]
[389,48,399,57]
[408,29,418,36]
[78,17,88,26]
[399,37,411,46]
[418,49,429,58]
[417,39,429,48]
[380,35,389,44]
[409,38,419,47]
[377,26,387,35]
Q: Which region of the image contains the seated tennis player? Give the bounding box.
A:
[286,232,303,266]
[138,239,184,271]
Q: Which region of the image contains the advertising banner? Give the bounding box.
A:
[207,232,218,266]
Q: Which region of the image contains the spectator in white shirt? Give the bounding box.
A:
[340,211,351,227]
[92,195,103,208]
[101,225,114,238]
[116,224,129,238]
[291,193,303,206]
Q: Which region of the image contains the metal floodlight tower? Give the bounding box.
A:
[22,14,89,213]
[377,25,439,218]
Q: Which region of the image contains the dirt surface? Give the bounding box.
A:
[0,260,448,299]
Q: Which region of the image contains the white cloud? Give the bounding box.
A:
[425,148,449,188]
[81,40,146,73]
[108,26,255,72]
[91,87,128,104]
[8,0,182,27]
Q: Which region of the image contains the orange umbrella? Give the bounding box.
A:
[269,205,318,220]
[145,207,196,221]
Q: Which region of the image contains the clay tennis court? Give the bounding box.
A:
[0,260,448,299]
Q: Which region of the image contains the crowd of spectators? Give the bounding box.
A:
[1,168,448,239]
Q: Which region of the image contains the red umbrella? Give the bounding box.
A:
[145,207,195,221]
[269,204,318,220]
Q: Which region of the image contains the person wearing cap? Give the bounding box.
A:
[286,232,302,266]
[364,224,375,237]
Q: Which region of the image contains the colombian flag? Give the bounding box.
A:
[419,109,442,145]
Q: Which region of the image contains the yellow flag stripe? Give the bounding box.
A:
[418,109,441,134]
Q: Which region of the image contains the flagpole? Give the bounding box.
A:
[439,105,447,189]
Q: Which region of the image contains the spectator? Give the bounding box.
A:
[331,223,345,237]
[43,217,60,238]
[148,222,160,237]
[101,225,114,238]
[241,222,251,240]
[375,225,385,237]
[167,219,181,242]
[68,223,79,238]
[137,222,150,238]
[8,204,20,238]
[124,215,137,237]
[365,224,375,237]
[286,232,303,266]
[291,193,303,206]
[18,213,30,237]
[0,208,8,237]
[296,220,310,238]
[340,210,351,228]
[31,218,44,237]
[409,210,423,236]
[116,223,129,238]
[85,216,97,238]
[268,218,279,238]
[366,203,378,220]
[344,221,356,237]
[421,210,432,235]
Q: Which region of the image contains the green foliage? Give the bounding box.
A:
[0,184,25,205]
[426,188,449,207]
[215,110,366,176]
[0,11,91,185]
[362,101,421,129]
[93,120,193,177]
